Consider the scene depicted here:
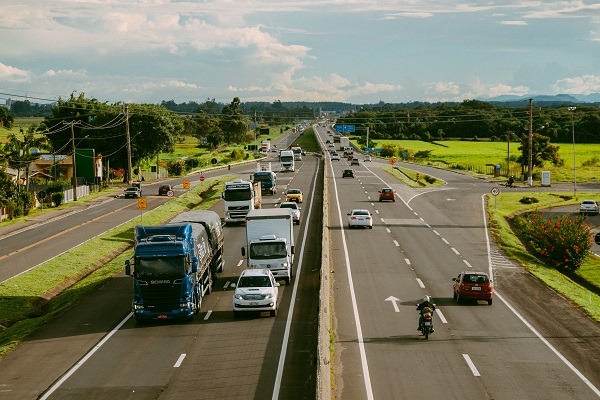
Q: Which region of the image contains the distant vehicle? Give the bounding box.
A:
[342,169,355,178]
[279,201,301,225]
[347,209,373,229]
[350,158,359,166]
[378,188,395,202]
[280,150,295,172]
[364,155,372,162]
[579,200,599,215]
[331,153,340,161]
[328,143,335,148]
[453,272,493,305]
[233,268,280,318]
[124,187,141,198]
[158,184,173,196]
[291,146,302,161]
[285,188,303,203]
[221,179,262,223]
[253,163,277,195]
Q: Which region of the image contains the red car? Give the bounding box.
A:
[378,188,395,202]
[453,271,493,305]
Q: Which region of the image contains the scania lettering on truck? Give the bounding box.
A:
[279,150,295,172]
[221,179,262,223]
[242,209,295,284]
[291,146,302,161]
[252,162,277,195]
[124,221,214,322]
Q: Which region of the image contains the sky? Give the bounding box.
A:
[1,0,599,105]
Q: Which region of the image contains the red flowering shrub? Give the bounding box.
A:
[512,212,591,270]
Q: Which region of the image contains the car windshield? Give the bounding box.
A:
[382,189,392,193]
[288,189,300,194]
[237,276,272,288]
[464,274,488,283]
[353,210,369,216]
[582,201,595,205]
[249,242,287,259]
[280,203,298,210]
[136,256,186,279]
[223,189,251,201]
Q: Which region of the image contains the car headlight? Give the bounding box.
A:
[282,262,289,267]
[264,293,273,299]
[234,293,243,300]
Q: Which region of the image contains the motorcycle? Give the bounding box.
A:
[417,305,435,339]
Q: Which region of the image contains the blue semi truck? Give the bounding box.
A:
[125,210,224,322]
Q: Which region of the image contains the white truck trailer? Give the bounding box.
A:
[242,208,295,284]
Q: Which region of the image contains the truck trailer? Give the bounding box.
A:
[125,220,214,322]
[242,208,295,284]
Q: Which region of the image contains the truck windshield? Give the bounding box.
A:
[250,242,287,259]
[253,174,272,182]
[223,189,252,201]
[136,257,186,278]
[280,156,293,162]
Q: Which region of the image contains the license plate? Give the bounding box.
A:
[472,287,482,291]
[157,314,168,319]
[250,302,258,306]
[424,321,432,326]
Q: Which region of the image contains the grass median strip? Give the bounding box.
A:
[0,176,234,357]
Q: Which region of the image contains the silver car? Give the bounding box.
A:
[347,209,373,229]
[279,201,301,225]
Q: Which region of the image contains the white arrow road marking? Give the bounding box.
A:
[385,296,401,312]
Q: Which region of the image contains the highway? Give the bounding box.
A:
[0,131,323,399]
[312,123,600,400]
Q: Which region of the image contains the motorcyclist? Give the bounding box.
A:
[417,295,435,332]
[507,176,515,188]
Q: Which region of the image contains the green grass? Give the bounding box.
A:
[288,126,321,153]
[357,139,600,183]
[382,165,444,188]
[0,176,235,357]
[487,191,600,321]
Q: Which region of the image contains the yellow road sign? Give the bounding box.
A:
[183,179,190,189]
[389,157,396,165]
[137,197,147,210]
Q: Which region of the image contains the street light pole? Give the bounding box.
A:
[568,106,577,200]
[70,122,78,201]
[527,98,533,186]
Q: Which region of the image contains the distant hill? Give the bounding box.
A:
[483,93,600,104]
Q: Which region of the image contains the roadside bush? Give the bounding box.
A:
[230,149,245,161]
[424,175,436,184]
[166,160,185,176]
[519,196,539,204]
[185,158,200,170]
[51,192,64,207]
[512,213,591,271]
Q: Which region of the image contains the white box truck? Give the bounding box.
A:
[242,208,295,284]
[279,150,295,172]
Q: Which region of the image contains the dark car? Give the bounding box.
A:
[124,187,141,198]
[378,188,395,202]
[342,169,355,178]
[158,185,173,196]
[453,272,493,305]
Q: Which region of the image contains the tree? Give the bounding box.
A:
[0,106,14,129]
[517,133,563,174]
[184,111,223,149]
[220,97,248,144]
[1,128,51,191]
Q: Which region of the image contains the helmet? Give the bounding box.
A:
[423,295,431,302]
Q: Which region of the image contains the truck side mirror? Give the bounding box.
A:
[241,247,246,257]
[291,245,295,255]
[125,259,131,275]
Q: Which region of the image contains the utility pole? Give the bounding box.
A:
[125,104,133,185]
[568,106,577,199]
[527,98,533,186]
[366,126,370,151]
[71,122,78,201]
[506,131,510,177]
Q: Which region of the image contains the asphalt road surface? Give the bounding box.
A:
[314,123,600,400]
[0,131,322,400]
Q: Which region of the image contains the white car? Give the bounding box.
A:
[347,209,373,229]
[579,200,599,215]
[364,155,372,162]
[331,153,340,161]
[279,201,301,225]
[233,268,279,317]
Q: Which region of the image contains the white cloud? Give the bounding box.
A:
[0,62,30,83]
[500,20,527,26]
[170,80,201,89]
[551,75,600,95]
